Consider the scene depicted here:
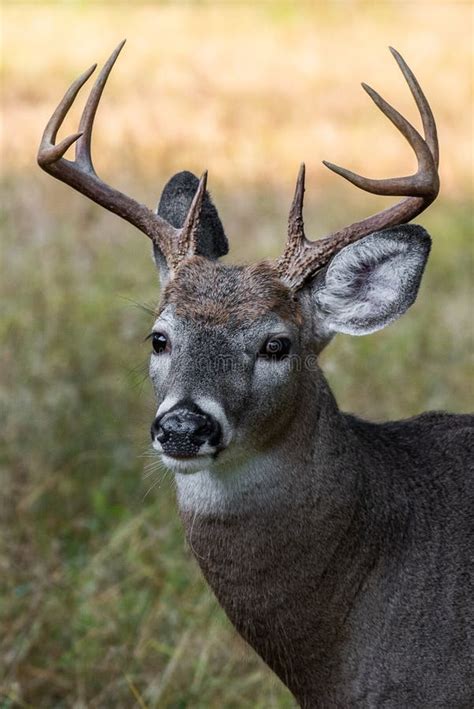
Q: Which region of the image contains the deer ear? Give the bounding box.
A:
[153,171,229,284]
[309,225,431,336]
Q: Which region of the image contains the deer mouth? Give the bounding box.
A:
[160,451,215,474]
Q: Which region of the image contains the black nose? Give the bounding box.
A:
[151,401,222,458]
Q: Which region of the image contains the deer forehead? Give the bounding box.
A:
[159,256,302,328]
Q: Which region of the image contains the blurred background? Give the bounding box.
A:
[1,2,472,707]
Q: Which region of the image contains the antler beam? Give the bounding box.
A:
[278,47,440,290]
[37,40,206,272]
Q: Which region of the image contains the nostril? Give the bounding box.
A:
[156,426,167,443]
[197,417,222,446]
[194,418,213,441]
[151,419,168,444]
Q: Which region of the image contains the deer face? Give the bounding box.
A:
[149,258,305,473]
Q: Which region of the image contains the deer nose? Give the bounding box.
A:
[151,402,222,458]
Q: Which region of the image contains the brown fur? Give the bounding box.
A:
[160,256,302,327]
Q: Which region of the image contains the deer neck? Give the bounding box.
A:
[176,370,378,700]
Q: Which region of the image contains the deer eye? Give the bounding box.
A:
[151,332,169,355]
[260,336,292,360]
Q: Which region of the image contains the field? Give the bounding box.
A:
[1,3,472,707]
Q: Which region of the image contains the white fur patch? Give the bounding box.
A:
[173,449,292,515]
[155,394,180,419]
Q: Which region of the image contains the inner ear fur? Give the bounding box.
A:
[306,224,431,336]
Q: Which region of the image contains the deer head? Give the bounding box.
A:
[38,42,439,473]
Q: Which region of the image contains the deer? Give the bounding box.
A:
[38,41,473,708]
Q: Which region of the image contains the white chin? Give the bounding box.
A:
[160,453,213,474]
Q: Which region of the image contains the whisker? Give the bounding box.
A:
[118,294,157,317]
[142,476,163,501]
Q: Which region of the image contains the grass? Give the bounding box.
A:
[1,3,472,707]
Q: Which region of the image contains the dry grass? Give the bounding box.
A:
[1,3,473,707]
[2,2,473,194]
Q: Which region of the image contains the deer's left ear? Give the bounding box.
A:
[308,225,431,336]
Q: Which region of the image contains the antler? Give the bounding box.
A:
[37,40,206,272]
[277,47,440,290]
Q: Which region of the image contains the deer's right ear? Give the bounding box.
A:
[306,225,431,337]
[154,171,228,285]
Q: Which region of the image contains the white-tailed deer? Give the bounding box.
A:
[38,42,473,707]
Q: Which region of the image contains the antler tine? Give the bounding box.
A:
[75,39,126,171]
[277,48,440,291]
[38,63,97,165]
[174,171,208,267]
[288,163,306,241]
[37,41,205,274]
[279,164,306,275]
[389,46,438,168]
[323,80,435,196]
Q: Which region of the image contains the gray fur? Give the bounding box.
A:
[148,231,473,707]
[179,387,473,708]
